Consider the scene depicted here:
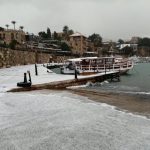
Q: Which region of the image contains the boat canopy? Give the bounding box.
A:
[67,57,98,62]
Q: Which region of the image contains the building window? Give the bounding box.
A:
[3,33,5,39]
[11,33,14,40]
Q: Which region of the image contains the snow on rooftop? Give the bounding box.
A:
[70,32,86,38]
[67,57,98,62]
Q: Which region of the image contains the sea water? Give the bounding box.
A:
[86,63,150,95]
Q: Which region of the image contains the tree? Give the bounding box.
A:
[38,31,47,39]
[63,25,69,35]
[63,25,69,40]
[138,38,150,47]
[9,40,18,49]
[88,33,102,47]
[61,42,71,51]
[62,26,74,40]
[38,28,52,39]
[68,29,74,35]
[53,31,58,40]
[47,27,51,39]
[0,27,4,31]
[11,21,16,30]
[5,24,9,30]
[118,39,124,44]
[19,26,24,31]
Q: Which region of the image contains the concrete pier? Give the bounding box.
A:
[8,71,120,92]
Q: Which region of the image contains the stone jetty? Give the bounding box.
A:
[8,71,120,92]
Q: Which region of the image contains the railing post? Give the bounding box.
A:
[35,64,38,76]
[113,64,114,72]
[74,67,78,80]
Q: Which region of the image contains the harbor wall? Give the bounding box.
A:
[0,47,71,68]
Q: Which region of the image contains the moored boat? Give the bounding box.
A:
[60,56,134,75]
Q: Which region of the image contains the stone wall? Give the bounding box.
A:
[137,47,150,56]
[0,48,72,68]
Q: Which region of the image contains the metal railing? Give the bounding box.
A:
[76,60,133,73]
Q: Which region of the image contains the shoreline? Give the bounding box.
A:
[69,88,150,118]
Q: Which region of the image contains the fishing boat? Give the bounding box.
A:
[60,56,134,75]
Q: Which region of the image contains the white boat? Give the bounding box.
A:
[61,56,134,75]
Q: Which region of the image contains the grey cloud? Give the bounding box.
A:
[0,0,150,40]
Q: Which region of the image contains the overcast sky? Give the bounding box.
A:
[0,0,150,41]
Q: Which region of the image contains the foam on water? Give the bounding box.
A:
[99,102,116,110]
[67,80,110,89]
[85,63,150,98]
[118,90,150,95]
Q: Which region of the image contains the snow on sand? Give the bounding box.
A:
[0,65,150,150]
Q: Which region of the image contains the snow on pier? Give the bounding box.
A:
[0,64,119,93]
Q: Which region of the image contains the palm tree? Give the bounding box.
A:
[5,24,9,30]
[11,21,16,30]
[68,29,74,35]
[63,25,69,40]
[19,26,24,31]
[63,25,69,35]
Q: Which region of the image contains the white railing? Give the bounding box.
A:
[75,60,133,74]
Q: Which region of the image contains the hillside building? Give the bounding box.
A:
[69,32,95,56]
[0,29,26,45]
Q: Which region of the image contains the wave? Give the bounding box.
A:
[93,99,150,120]
[120,91,150,95]
[100,103,116,110]
[88,82,150,96]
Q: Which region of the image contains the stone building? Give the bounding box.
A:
[0,29,26,45]
[69,32,95,56]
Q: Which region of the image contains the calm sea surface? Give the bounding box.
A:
[86,63,150,95]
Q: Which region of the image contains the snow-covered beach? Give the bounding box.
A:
[0,64,150,150]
